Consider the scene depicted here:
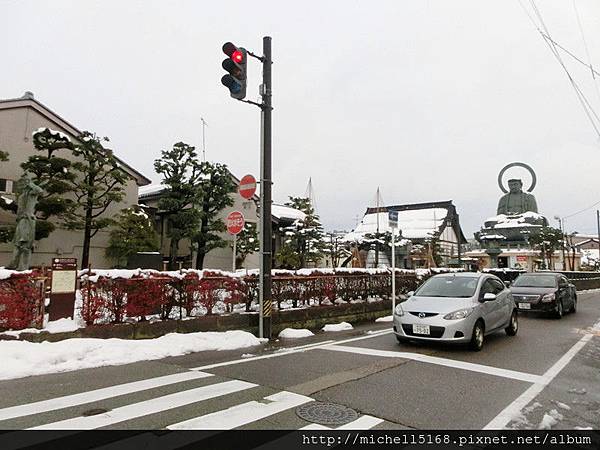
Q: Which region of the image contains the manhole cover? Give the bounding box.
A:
[296,402,358,426]
[82,408,110,416]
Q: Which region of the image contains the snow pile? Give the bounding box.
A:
[485,212,546,229]
[33,127,71,141]
[1,318,82,337]
[551,400,571,411]
[322,322,353,332]
[537,409,563,429]
[375,315,393,323]
[278,328,314,339]
[0,268,32,280]
[1,330,265,381]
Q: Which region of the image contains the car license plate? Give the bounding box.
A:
[413,324,430,335]
[519,302,531,310]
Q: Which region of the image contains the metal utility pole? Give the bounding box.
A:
[597,210,600,271]
[555,216,566,270]
[221,36,272,338]
[258,36,273,339]
[375,187,380,268]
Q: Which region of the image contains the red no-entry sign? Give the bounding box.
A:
[239,174,257,200]
[226,211,245,235]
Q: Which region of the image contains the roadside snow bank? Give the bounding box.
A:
[1,330,265,381]
[322,322,353,332]
[278,328,314,339]
[375,315,393,323]
[1,318,82,337]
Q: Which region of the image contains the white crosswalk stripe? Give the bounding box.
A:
[0,368,387,450]
[29,379,256,430]
[300,415,383,430]
[0,371,213,422]
[167,391,313,430]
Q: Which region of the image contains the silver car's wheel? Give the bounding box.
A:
[469,321,484,351]
[505,311,518,336]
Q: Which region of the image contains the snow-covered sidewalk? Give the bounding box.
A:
[1,330,266,381]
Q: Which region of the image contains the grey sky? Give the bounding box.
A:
[2,0,599,237]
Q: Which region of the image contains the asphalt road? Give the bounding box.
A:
[1,290,599,440]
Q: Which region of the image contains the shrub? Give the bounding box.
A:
[0,273,43,330]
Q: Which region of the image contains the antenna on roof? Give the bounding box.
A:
[201,118,208,161]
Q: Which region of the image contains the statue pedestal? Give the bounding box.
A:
[485,247,503,269]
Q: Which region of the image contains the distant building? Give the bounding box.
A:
[344,200,467,268]
[138,175,259,270]
[0,92,151,268]
[139,184,307,270]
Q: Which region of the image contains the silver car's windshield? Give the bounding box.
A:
[415,276,478,298]
[512,275,557,288]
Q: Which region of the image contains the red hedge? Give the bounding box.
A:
[0,272,44,330]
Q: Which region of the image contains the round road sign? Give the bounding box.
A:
[226,211,245,235]
[239,174,257,200]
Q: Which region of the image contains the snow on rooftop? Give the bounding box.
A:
[138,184,166,197]
[348,208,449,240]
[272,204,306,221]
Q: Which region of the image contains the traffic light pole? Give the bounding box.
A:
[259,36,273,339]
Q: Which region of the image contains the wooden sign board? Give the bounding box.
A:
[49,258,77,321]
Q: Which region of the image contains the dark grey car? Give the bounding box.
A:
[509,272,577,319]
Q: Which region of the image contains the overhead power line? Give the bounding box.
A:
[572,0,600,105]
[518,0,600,138]
[563,199,600,220]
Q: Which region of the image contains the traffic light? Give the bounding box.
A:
[221,42,247,100]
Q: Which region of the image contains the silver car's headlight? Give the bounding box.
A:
[443,308,474,320]
[394,304,404,316]
[541,293,555,303]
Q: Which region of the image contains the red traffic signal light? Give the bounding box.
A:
[232,50,244,64]
[222,42,247,100]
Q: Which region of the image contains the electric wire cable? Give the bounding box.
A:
[522,0,600,138]
[572,0,600,106]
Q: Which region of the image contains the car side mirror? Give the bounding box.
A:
[504,280,511,287]
[407,291,414,297]
[482,293,496,302]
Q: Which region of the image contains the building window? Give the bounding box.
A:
[0,179,13,194]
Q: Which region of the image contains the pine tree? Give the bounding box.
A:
[64,132,130,268]
[20,128,76,241]
[105,206,160,267]
[322,231,348,268]
[275,196,325,269]
[154,142,203,268]
[233,222,259,269]
[0,150,15,243]
[193,161,236,269]
[529,226,563,270]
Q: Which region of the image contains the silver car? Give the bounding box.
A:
[393,272,518,351]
